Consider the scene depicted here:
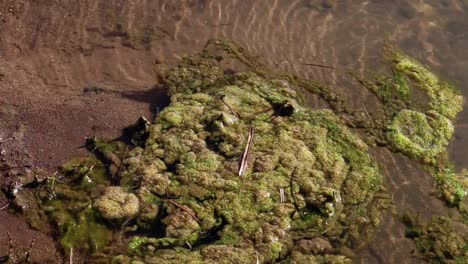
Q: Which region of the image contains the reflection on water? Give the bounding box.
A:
[1,0,466,263]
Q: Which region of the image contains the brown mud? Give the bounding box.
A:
[0,1,467,263]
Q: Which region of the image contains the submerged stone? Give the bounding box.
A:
[115,53,384,263]
[94,186,140,220]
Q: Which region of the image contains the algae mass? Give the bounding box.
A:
[13,39,467,263]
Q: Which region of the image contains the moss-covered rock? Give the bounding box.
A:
[386,109,454,163]
[356,47,466,207]
[94,186,140,220]
[116,51,384,263]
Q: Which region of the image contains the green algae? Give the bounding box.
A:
[402,214,468,263]
[387,109,453,163]
[391,52,464,120]
[354,46,466,208]
[13,156,114,256]
[44,157,113,253]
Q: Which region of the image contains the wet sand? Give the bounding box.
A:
[0,0,467,263]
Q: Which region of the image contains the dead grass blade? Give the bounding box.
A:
[220,98,240,118]
[303,63,336,70]
[0,203,9,211]
[168,199,201,223]
[239,126,254,178]
[279,188,286,203]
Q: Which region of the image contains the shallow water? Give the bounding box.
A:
[0,0,467,263]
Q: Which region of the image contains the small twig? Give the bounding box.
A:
[0,203,9,211]
[303,63,336,70]
[164,174,170,198]
[219,98,240,118]
[86,164,95,174]
[167,199,201,223]
[69,247,73,264]
[289,168,303,219]
[49,177,56,199]
[361,104,373,121]
[279,188,286,203]
[252,107,273,116]
[0,165,27,171]
[0,138,13,144]
[185,242,192,250]
[241,234,254,245]
[112,146,128,185]
[239,126,254,178]
[6,232,13,259]
[25,238,35,263]
[121,217,134,230]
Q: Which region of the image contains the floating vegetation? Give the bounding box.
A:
[10,38,466,263]
[402,214,467,263]
[354,46,467,208]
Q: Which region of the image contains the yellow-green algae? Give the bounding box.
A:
[26,157,113,253]
[355,47,467,208]
[110,49,387,263]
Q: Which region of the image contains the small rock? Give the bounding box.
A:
[295,237,333,254]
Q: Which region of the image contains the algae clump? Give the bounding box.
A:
[355,47,467,208]
[403,214,468,263]
[113,46,385,263]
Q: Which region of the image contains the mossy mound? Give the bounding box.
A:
[113,56,384,263]
[355,46,467,207]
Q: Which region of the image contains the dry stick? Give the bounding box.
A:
[289,168,303,218]
[0,165,26,171]
[164,174,170,198]
[121,217,134,230]
[69,247,73,264]
[25,238,35,263]
[0,203,9,211]
[303,63,336,70]
[279,188,286,203]
[239,126,254,178]
[219,98,240,118]
[6,232,13,260]
[113,146,129,184]
[0,138,12,144]
[361,103,376,127]
[361,104,372,119]
[185,242,192,250]
[167,199,201,223]
[252,107,273,116]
